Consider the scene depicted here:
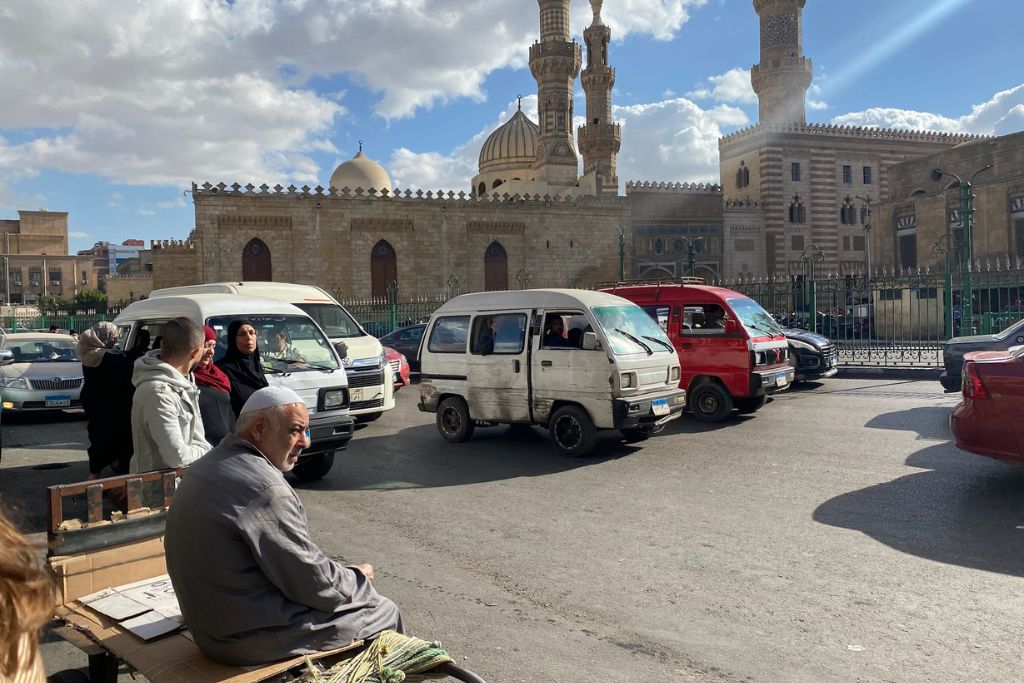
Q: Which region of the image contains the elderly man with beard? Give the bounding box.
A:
[164,386,403,666]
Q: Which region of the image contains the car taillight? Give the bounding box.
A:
[962,362,988,399]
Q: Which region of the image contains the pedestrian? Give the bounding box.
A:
[193,325,235,446]
[130,317,211,473]
[47,325,58,334]
[0,502,54,683]
[215,320,269,416]
[68,330,79,342]
[165,386,403,666]
[76,322,134,478]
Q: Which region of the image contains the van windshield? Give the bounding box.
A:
[207,314,340,372]
[726,298,784,338]
[294,303,365,339]
[593,305,675,355]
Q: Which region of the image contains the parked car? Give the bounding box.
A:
[0,332,83,411]
[782,327,838,382]
[378,323,426,371]
[950,345,1024,464]
[385,346,410,390]
[939,318,1024,392]
[603,282,794,422]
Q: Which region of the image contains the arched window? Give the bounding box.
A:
[492,179,504,189]
[736,161,750,189]
[788,195,806,224]
[370,240,397,299]
[478,182,486,197]
[484,241,508,291]
[242,238,272,281]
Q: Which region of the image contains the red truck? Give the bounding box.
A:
[601,280,795,422]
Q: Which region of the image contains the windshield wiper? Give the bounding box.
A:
[747,321,781,337]
[613,328,652,355]
[302,362,336,373]
[642,335,673,352]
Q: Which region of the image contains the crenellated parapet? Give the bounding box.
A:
[190,181,626,206]
[724,198,764,210]
[151,239,197,251]
[625,180,722,194]
[720,121,987,147]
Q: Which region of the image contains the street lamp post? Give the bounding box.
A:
[933,236,954,339]
[931,164,993,334]
[799,244,825,334]
[854,195,872,279]
[617,227,626,281]
[677,236,705,277]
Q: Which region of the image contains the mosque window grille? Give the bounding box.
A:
[863,166,873,184]
[791,162,801,182]
[1015,219,1024,257]
[736,162,750,189]
[898,233,918,269]
[788,195,806,224]
[842,165,852,184]
[839,197,857,225]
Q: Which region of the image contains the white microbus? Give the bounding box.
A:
[418,289,687,456]
[148,282,394,422]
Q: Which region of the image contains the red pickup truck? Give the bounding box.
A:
[601,281,794,422]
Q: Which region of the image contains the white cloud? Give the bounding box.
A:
[137,208,156,216]
[155,197,187,210]
[68,231,89,239]
[687,67,756,105]
[831,83,1024,135]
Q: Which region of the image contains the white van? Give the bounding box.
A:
[148,282,394,422]
[418,289,687,456]
[113,294,354,481]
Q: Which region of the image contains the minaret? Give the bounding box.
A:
[529,0,582,188]
[577,0,621,195]
[750,0,813,125]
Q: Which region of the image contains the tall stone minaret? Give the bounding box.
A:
[529,0,582,188]
[750,0,813,125]
[577,0,621,195]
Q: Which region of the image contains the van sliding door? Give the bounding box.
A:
[465,311,531,423]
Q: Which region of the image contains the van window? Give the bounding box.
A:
[593,304,674,355]
[641,305,671,333]
[427,316,470,353]
[471,313,526,355]
[681,304,728,335]
[207,314,339,372]
[542,311,592,349]
[725,298,784,337]
[294,303,364,339]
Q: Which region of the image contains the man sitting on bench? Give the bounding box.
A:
[164,386,403,666]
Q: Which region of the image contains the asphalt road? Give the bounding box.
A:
[3,377,1021,682]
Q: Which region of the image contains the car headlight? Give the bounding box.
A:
[755,351,766,365]
[620,371,636,388]
[323,388,347,410]
[0,377,29,389]
[669,366,680,382]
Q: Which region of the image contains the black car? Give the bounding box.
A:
[378,323,426,371]
[783,328,838,382]
[939,318,1024,392]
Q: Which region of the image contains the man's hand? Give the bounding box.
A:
[352,563,375,581]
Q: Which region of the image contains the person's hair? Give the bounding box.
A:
[0,504,54,677]
[160,317,204,359]
[48,325,57,332]
[235,404,295,435]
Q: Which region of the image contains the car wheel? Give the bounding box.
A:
[291,452,335,482]
[437,397,475,442]
[355,411,383,423]
[690,382,733,422]
[620,428,650,443]
[548,405,597,457]
[734,395,766,414]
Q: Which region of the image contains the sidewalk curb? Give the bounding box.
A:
[835,366,943,381]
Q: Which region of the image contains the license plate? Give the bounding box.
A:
[775,374,788,387]
[652,398,669,416]
[45,394,71,407]
[350,387,363,402]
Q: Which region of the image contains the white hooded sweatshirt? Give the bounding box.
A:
[130,349,212,473]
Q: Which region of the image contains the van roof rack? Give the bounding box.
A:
[597,276,707,290]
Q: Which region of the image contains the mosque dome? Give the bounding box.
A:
[478,108,539,173]
[329,148,393,193]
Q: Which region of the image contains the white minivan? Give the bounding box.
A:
[114,294,354,481]
[418,289,687,456]
[148,282,394,422]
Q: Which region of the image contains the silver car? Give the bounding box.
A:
[0,333,83,411]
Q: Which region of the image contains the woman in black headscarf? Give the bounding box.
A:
[77,321,134,478]
[215,320,269,416]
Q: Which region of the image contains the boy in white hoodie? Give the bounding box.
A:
[130,317,212,473]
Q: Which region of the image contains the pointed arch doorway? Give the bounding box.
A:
[242,238,272,280]
[371,240,397,299]
[484,241,508,291]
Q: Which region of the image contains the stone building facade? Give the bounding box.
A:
[0,210,99,304]
[626,182,723,280]
[872,130,1024,272]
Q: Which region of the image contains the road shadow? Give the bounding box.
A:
[864,405,955,441]
[814,441,1024,577]
[0,458,94,535]
[660,413,756,434]
[300,421,642,492]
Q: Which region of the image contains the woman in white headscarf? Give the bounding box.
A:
[77,322,135,479]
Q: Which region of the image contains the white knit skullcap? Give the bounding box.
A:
[239,386,306,415]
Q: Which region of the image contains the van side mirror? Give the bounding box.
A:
[582,331,600,351]
[0,350,13,365]
[334,341,348,360]
[724,319,740,335]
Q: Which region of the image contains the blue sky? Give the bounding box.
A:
[1,0,1022,254]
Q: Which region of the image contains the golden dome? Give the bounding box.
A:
[478,109,539,172]
[329,149,392,193]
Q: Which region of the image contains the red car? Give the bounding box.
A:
[950,345,1024,464]
[385,346,410,390]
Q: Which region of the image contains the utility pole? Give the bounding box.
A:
[618,227,625,280]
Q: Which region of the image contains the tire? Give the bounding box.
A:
[436,397,475,442]
[355,411,383,423]
[734,395,767,414]
[291,452,335,482]
[47,671,91,683]
[620,428,650,443]
[548,405,597,457]
[689,382,733,422]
